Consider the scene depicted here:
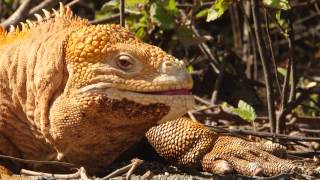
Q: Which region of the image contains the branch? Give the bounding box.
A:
[1,0,37,28]
[21,167,90,179]
[101,159,143,180]
[280,57,291,110]
[287,15,297,103]
[90,12,130,25]
[207,125,320,142]
[278,87,317,132]
[119,0,125,27]
[211,60,226,104]
[28,0,60,16]
[251,0,277,133]
[0,154,76,167]
[191,25,220,74]
[263,8,282,99]
[194,95,212,106]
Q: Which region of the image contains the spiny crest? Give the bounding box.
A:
[0,2,88,44]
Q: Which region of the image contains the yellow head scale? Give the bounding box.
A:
[66,24,136,63]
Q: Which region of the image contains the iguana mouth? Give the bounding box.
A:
[80,83,192,96]
[145,89,191,95]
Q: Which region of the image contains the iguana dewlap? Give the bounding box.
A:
[0,3,309,177]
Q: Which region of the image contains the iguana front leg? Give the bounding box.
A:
[146,117,297,176]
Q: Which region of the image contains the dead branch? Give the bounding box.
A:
[194,96,211,106]
[287,14,297,103]
[28,0,60,16]
[299,128,320,134]
[1,0,37,28]
[191,25,220,74]
[141,170,154,180]
[193,110,250,125]
[66,0,80,7]
[21,167,89,179]
[126,159,143,180]
[278,87,317,133]
[90,12,130,25]
[207,125,320,142]
[101,158,144,180]
[288,150,320,157]
[0,154,76,167]
[119,0,125,27]
[211,59,226,104]
[263,7,282,98]
[251,0,277,133]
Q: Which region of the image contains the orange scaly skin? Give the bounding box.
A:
[146,118,304,176]
[0,3,193,173]
[0,3,315,178]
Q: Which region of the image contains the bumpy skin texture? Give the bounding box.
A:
[0,4,193,172]
[146,118,300,176]
[0,3,309,177]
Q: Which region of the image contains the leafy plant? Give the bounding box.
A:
[149,0,178,30]
[206,0,235,22]
[232,100,257,123]
[263,0,290,10]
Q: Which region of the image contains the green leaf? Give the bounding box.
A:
[4,0,14,4]
[277,67,287,77]
[232,100,257,122]
[206,0,235,22]
[102,0,147,12]
[126,0,147,8]
[186,65,194,73]
[263,0,290,10]
[221,102,235,112]
[196,8,209,19]
[101,0,119,12]
[135,27,145,39]
[149,2,176,29]
[165,0,178,12]
[126,0,148,13]
[275,11,289,37]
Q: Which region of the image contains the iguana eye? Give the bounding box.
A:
[116,55,134,70]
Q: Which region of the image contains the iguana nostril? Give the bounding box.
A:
[164,61,173,67]
[161,61,177,74]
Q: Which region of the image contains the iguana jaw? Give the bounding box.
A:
[144,89,191,95]
[80,82,191,95]
[79,86,194,124]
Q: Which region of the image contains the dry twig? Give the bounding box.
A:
[208,125,320,142]
[28,0,60,16]
[21,167,89,179]
[251,0,277,133]
[1,0,37,28]
[194,96,211,106]
[90,12,130,25]
[0,154,76,167]
[119,0,125,27]
[191,25,220,74]
[101,158,144,180]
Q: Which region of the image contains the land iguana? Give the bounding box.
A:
[0,3,315,177]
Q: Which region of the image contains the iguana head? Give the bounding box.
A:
[63,24,193,124]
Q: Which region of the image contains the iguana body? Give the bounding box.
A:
[0,3,313,177]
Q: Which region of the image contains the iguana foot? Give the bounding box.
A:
[201,136,295,176]
[146,117,299,177]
